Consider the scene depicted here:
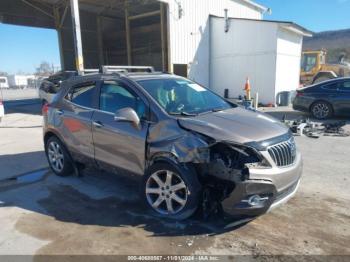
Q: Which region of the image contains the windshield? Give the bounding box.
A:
[301,54,317,72]
[137,78,234,115]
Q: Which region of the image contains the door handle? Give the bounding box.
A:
[57,109,64,115]
[93,121,104,128]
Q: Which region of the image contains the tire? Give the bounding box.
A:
[311,101,333,120]
[142,162,201,220]
[45,136,74,176]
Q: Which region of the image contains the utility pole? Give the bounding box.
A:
[70,0,84,75]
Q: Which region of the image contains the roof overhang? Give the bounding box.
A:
[239,0,270,13]
[278,22,313,37]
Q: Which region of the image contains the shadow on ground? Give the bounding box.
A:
[0,167,249,239]
[3,99,42,115]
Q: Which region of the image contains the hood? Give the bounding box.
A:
[178,107,289,145]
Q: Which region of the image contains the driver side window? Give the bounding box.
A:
[99,81,147,119]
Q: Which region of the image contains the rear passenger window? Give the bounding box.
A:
[339,81,350,91]
[321,82,338,91]
[66,82,96,108]
[99,81,146,119]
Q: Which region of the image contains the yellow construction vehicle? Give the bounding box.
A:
[300,50,350,85]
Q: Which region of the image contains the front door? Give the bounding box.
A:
[92,80,149,175]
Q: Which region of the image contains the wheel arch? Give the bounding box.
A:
[44,129,65,146]
[309,99,334,118]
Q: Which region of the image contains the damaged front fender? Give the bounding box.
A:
[147,120,210,165]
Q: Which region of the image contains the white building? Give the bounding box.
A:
[210,17,312,104]
[7,75,35,89]
[0,77,9,89]
[157,0,311,104]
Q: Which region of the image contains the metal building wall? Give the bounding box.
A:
[210,17,304,104]
[210,17,278,104]
[162,0,263,87]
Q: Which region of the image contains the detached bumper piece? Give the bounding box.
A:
[222,179,299,217]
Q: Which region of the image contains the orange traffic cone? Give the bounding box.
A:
[244,77,251,100]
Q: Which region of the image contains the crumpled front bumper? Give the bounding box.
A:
[221,151,303,217]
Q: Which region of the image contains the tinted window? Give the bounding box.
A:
[100,81,146,119]
[67,83,96,108]
[321,82,338,91]
[339,81,350,91]
[0,79,6,83]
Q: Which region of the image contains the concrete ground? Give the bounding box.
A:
[0,98,349,259]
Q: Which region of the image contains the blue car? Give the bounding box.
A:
[293,77,350,119]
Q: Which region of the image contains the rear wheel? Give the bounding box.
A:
[311,101,333,120]
[45,136,74,176]
[143,162,201,220]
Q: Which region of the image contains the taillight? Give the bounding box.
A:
[296,92,304,97]
[0,100,3,106]
[42,102,49,114]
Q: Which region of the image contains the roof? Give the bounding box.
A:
[210,15,313,37]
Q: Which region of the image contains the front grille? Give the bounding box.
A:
[268,137,296,167]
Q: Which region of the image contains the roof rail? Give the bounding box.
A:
[101,65,155,74]
[83,69,99,74]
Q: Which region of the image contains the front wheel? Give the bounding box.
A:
[311,101,333,120]
[143,162,201,220]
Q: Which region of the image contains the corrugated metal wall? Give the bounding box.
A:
[162,0,263,87]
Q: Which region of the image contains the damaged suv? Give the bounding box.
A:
[43,66,302,220]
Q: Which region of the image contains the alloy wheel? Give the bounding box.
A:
[312,102,330,119]
[146,170,188,215]
[48,141,64,173]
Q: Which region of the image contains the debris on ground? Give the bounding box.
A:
[281,116,349,138]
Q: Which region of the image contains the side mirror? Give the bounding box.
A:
[114,107,140,128]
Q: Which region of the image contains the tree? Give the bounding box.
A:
[36,61,53,75]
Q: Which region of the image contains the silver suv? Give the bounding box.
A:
[43,66,302,220]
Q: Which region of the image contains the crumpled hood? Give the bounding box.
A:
[178,107,289,144]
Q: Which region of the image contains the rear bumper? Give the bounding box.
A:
[222,152,302,217]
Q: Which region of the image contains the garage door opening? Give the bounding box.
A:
[58,0,170,72]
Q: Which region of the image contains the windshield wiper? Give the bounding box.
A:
[169,111,198,117]
[211,107,225,112]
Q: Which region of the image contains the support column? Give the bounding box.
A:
[160,3,167,71]
[97,16,104,66]
[70,0,84,74]
[125,2,132,65]
[53,7,65,70]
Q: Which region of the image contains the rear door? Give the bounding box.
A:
[92,80,149,175]
[337,80,350,114]
[58,81,99,162]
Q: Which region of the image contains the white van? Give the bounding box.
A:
[0,77,9,89]
[0,88,4,122]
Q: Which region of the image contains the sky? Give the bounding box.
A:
[0,0,350,74]
[0,24,60,74]
[257,0,350,32]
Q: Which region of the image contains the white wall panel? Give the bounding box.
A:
[275,28,303,100]
[161,0,263,87]
[210,17,278,104]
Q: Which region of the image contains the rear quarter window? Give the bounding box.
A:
[66,82,97,108]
